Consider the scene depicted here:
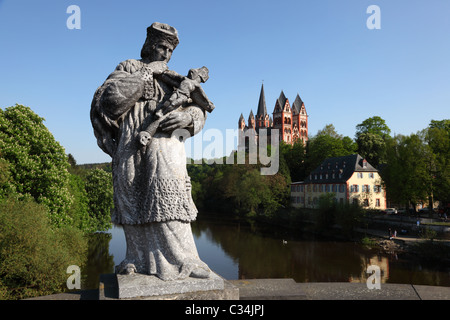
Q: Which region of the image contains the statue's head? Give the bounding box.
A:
[141,22,179,62]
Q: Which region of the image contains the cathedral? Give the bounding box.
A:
[238,84,308,150]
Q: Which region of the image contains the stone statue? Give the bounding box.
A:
[90,22,215,281]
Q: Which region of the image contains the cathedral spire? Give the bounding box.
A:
[256,83,268,117]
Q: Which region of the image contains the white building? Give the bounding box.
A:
[291,154,386,210]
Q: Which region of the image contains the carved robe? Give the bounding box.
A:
[91,59,206,225]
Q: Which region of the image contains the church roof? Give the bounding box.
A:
[292,94,304,114]
[256,84,268,117]
[277,91,287,109]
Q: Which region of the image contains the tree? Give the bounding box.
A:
[305,127,356,175]
[356,132,386,168]
[0,105,73,227]
[356,116,391,167]
[382,134,432,209]
[424,120,450,204]
[84,169,114,231]
[355,116,391,139]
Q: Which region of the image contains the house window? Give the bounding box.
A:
[363,199,369,207]
[313,185,317,192]
[376,199,380,207]
[374,185,381,193]
[325,184,330,192]
[339,185,345,193]
[362,185,370,192]
[357,172,363,179]
[369,173,374,179]
[319,185,324,192]
[351,185,359,192]
[320,174,323,180]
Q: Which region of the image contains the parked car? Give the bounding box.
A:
[384,208,397,215]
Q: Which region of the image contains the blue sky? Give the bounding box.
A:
[0,0,449,164]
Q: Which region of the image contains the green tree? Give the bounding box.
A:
[0,105,73,227]
[424,120,450,204]
[0,197,87,300]
[355,116,391,139]
[356,132,386,168]
[305,128,356,175]
[383,134,432,209]
[84,169,114,231]
[356,116,391,167]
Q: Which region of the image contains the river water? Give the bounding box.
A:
[81,214,450,290]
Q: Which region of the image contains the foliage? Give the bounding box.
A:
[382,134,432,208]
[67,173,95,233]
[382,120,449,208]
[356,132,386,168]
[0,104,73,227]
[355,116,391,168]
[305,126,356,175]
[84,168,114,232]
[355,116,391,140]
[0,197,87,300]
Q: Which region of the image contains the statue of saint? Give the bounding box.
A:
[90,22,214,281]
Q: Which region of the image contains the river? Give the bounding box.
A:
[80,214,450,290]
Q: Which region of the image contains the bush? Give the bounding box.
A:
[0,197,87,300]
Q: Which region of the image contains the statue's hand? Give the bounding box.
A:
[138,131,151,146]
[160,112,193,133]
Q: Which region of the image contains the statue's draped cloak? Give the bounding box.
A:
[91,59,206,225]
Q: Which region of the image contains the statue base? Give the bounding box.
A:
[99,272,239,300]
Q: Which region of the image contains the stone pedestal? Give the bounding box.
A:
[99,272,239,300]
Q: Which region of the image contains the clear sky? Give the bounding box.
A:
[0,0,449,164]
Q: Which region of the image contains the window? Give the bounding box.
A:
[376,199,380,207]
[351,185,359,193]
[374,185,381,193]
[313,185,317,192]
[363,199,369,207]
[319,185,324,192]
[357,172,363,179]
[369,173,374,179]
[339,185,345,193]
[362,185,370,192]
[325,184,330,192]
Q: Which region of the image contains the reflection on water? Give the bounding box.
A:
[82,215,450,289]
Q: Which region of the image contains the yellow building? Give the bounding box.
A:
[291,154,386,210]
